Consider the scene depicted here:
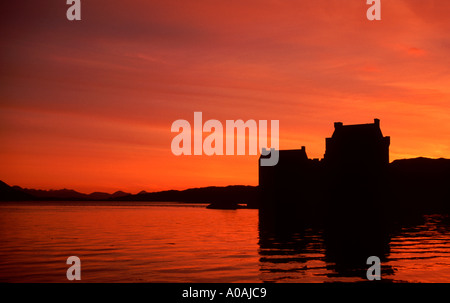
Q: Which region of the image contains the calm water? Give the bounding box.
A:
[0,202,448,282]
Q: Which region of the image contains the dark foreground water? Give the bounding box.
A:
[0,202,448,282]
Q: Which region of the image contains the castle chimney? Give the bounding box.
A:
[301,146,305,152]
[374,118,380,126]
[334,122,343,128]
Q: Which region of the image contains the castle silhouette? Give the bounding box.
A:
[258,119,449,216]
[257,119,449,279]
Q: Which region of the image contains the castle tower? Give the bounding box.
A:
[324,118,390,172]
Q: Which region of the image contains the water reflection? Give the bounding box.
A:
[0,202,448,282]
[258,209,329,282]
[258,208,449,282]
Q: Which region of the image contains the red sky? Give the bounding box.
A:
[1,1,449,193]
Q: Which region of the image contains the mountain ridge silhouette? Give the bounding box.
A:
[0,157,449,213]
[0,180,259,206]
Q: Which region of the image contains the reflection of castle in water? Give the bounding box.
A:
[258,208,396,282]
[256,119,449,281]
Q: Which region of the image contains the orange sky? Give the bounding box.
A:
[1,1,449,193]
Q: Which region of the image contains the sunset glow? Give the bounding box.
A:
[1,1,449,193]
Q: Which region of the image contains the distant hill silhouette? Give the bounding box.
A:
[0,181,35,201]
[388,157,450,214]
[113,185,259,208]
[88,191,130,200]
[0,181,258,207]
[14,187,88,200]
[0,182,130,201]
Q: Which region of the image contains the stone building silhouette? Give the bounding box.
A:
[258,119,390,210]
[324,119,390,172]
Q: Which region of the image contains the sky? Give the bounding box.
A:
[1,0,450,193]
